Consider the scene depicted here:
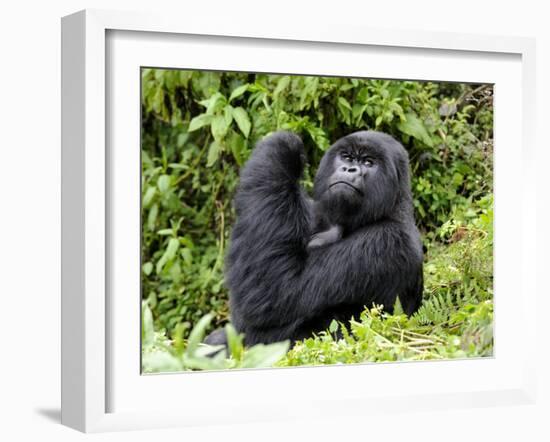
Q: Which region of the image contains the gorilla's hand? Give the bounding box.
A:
[233,131,308,218]
[307,225,343,250]
[252,131,306,181]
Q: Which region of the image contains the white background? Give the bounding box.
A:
[0,1,548,441]
[109,29,524,416]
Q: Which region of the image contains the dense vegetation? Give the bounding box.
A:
[141,69,493,372]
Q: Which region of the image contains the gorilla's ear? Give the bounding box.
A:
[393,146,410,185]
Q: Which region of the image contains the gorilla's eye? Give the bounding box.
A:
[341,152,353,161]
[358,155,374,166]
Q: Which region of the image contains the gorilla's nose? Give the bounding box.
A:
[339,165,361,176]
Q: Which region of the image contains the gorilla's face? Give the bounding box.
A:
[313,131,410,229]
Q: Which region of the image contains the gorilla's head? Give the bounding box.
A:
[313,131,412,230]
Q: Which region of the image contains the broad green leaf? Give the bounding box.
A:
[229,132,246,165]
[157,175,170,193]
[356,87,369,103]
[397,113,434,147]
[206,140,223,167]
[241,341,290,368]
[229,84,249,103]
[337,96,352,111]
[188,113,213,132]
[224,105,234,127]
[211,115,230,141]
[232,107,251,138]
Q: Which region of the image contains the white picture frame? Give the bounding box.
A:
[61,9,537,433]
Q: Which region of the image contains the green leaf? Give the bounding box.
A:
[147,203,158,231]
[225,323,244,361]
[211,115,230,141]
[176,132,189,148]
[156,237,179,274]
[198,92,226,114]
[393,297,404,315]
[191,72,221,97]
[337,97,352,124]
[157,175,170,193]
[337,96,352,111]
[397,113,434,147]
[180,247,193,265]
[224,105,234,127]
[305,125,329,151]
[141,302,155,346]
[142,186,156,208]
[356,87,369,103]
[185,313,214,356]
[229,84,249,103]
[328,320,339,334]
[183,351,227,370]
[166,238,179,258]
[142,351,182,373]
[152,87,164,114]
[241,341,290,368]
[206,140,223,167]
[229,132,246,165]
[142,262,153,276]
[156,228,173,236]
[273,76,290,98]
[352,103,369,126]
[188,113,213,132]
[231,107,251,138]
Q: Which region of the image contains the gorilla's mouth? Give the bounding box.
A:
[329,181,363,195]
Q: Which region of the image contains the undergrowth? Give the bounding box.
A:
[142,195,493,372]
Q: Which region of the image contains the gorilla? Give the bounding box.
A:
[206,130,423,346]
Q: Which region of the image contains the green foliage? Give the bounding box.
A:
[141,68,493,358]
[142,199,493,370]
[142,303,289,373]
[278,301,492,366]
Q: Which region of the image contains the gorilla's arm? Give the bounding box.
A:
[227,132,314,330]
[227,132,423,339]
[301,224,423,316]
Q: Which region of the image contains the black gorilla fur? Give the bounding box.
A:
[206,131,423,346]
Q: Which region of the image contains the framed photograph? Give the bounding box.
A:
[61,9,537,432]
